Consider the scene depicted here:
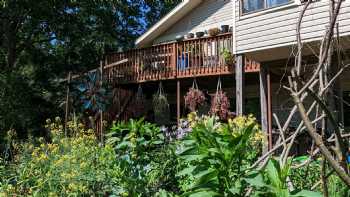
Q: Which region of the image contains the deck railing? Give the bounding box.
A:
[105,33,259,84]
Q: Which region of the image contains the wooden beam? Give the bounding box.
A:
[267,68,273,150]
[59,59,128,83]
[177,80,181,126]
[236,55,245,115]
[259,65,268,151]
[100,60,104,144]
[64,71,72,137]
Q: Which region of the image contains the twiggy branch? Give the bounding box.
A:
[290,91,350,186]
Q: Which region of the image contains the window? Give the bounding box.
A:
[242,0,291,14]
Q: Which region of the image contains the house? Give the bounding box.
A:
[103,0,350,149]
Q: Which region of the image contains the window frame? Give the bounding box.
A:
[240,0,293,15]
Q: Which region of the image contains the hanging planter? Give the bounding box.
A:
[184,79,206,112]
[132,85,146,118]
[153,82,170,125]
[210,78,230,120]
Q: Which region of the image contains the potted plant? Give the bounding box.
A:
[210,90,230,120]
[153,83,170,125]
[221,49,235,66]
[184,86,206,112]
[195,31,205,38]
[208,27,220,36]
[221,25,229,33]
[186,32,194,39]
[176,35,184,42]
[210,79,230,120]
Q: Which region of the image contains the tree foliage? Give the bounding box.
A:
[0,0,180,140]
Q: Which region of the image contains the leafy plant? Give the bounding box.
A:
[246,158,322,197]
[106,119,179,196]
[176,116,262,196]
[290,156,321,190]
[221,49,234,66]
[0,118,121,196]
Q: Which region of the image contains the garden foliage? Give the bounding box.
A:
[0,115,333,196]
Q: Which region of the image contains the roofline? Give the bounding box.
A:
[135,0,202,48]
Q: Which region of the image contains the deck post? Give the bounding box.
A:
[64,71,72,137]
[259,65,269,151]
[177,80,181,126]
[100,60,104,144]
[235,55,245,115]
[267,68,273,150]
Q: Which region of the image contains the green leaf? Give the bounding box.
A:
[116,141,132,149]
[181,154,207,162]
[228,187,240,195]
[244,173,266,188]
[177,165,196,177]
[188,191,220,197]
[266,159,282,188]
[291,190,322,197]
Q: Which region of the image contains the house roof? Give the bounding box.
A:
[135,0,202,48]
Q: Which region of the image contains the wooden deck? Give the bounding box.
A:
[104,33,260,84]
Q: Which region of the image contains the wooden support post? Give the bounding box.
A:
[100,60,104,144]
[267,68,273,150]
[236,55,245,115]
[259,65,268,152]
[177,80,181,126]
[64,71,72,137]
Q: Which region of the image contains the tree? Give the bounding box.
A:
[0,0,180,140]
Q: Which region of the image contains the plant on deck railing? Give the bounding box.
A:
[221,48,234,66]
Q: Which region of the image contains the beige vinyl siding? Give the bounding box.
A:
[235,0,350,54]
[154,0,234,44]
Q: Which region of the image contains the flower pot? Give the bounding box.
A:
[186,33,194,39]
[221,25,229,33]
[208,28,220,37]
[176,35,184,42]
[195,31,205,38]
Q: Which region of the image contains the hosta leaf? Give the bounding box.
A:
[177,146,195,155]
[152,140,164,145]
[177,165,196,177]
[291,190,322,197]
[228,187,240,195]
[188,191,220,197]
[105,136,120,145]
[116,141,132,149]
[181,154,207,162]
